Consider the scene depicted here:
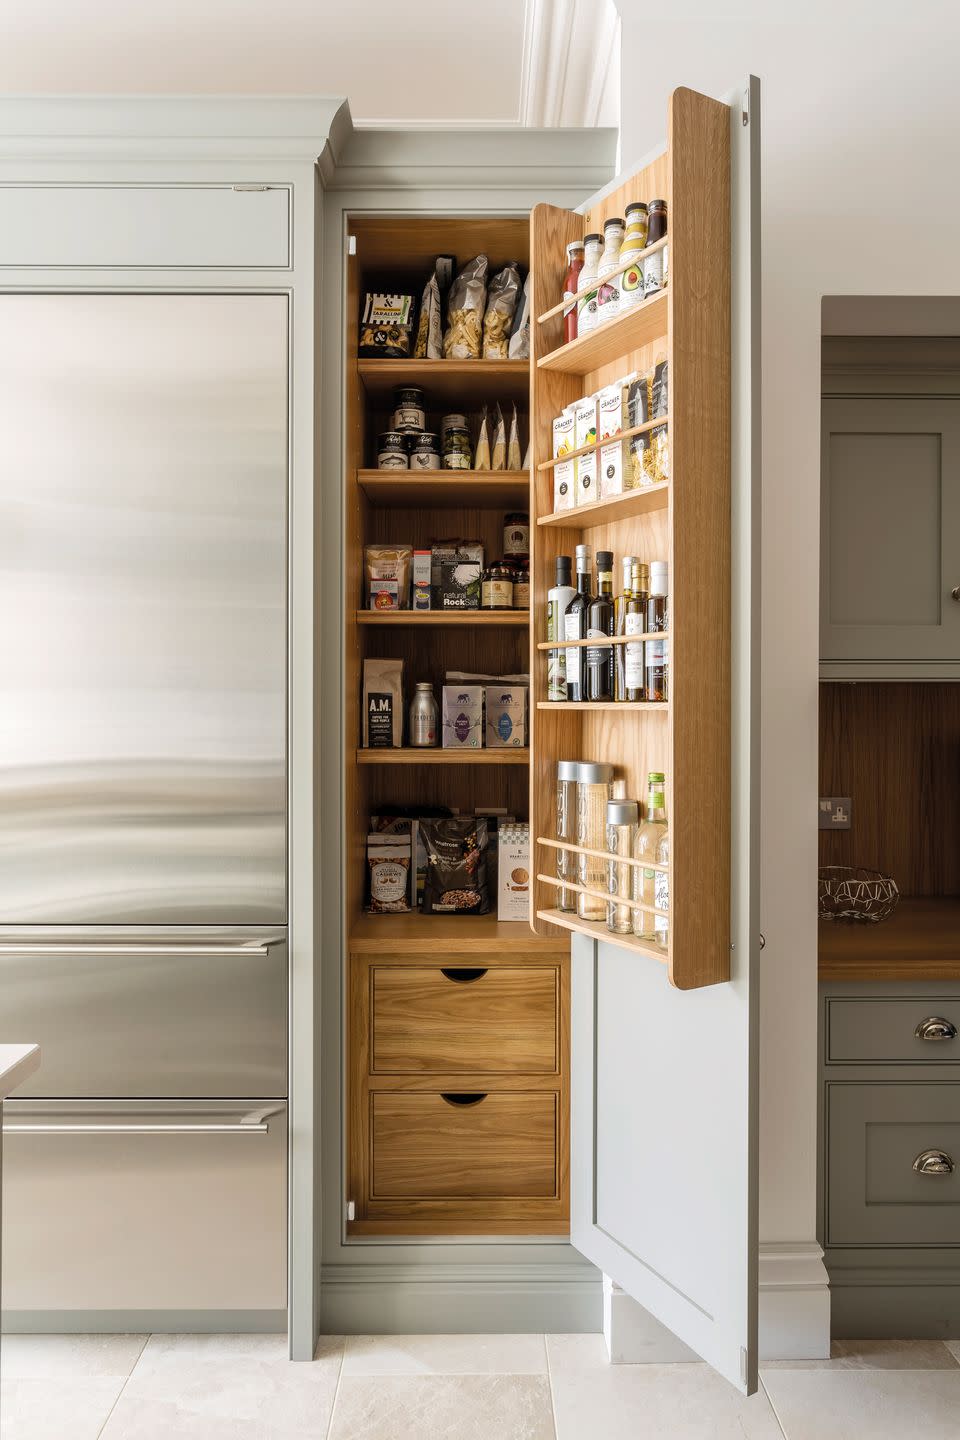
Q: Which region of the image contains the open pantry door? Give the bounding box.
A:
[559,78,761,1392]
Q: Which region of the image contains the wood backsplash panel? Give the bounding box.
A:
[819,683,960,895]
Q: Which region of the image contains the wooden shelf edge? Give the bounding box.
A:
[536,236,669,324]
[537,482,669,528]
[536,290,668,375]
[356,747,529,765]
[358,469,528,481]
[349,913,570,955]
[537,415,669,473]
[355,610,530,626]
[536,909,668,966]
[536,701,669,712]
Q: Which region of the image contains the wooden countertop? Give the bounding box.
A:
[0,1044,40,1100]
[819,897,960,981]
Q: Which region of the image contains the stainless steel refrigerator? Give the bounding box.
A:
[0,295,289,1319]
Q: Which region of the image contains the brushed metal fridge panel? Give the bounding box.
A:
[0,294,288,923]
[0,929,287,1098]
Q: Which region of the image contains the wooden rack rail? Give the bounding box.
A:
[536,415,669,473]
[536,873,668,919]
[537,836,668,872]
[536,236,669,324]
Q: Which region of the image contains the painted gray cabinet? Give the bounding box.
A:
[820,397,960,677]
[820,981,960,1337]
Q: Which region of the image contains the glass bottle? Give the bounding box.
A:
[595,216,625,325]
[645,638,668,703]
[633,772,667,941]
[617,202,649,313]
[643,199,668,296]
[408,682,439,748]
[556,760,579,911]
[576,233,603,336]
[585,550,614,702]
[547,554,575,702]
[624,559,648,703]
[613,554,636,703]
[606,798,639,934]
[647,560,668,632]
[563,544,593,703]
[563,240,585,345]
[576,762,614,921]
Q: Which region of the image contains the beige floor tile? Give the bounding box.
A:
[328,1374,556,1440]
[100,1332,343,1440]
[342,1332,548,1375]
[0,1332,148,1379]
[944,1339,960,1364]
[0,1376,124,1440]
[763,1337,960,1370]
[762,1369,960,1440]
[547,1337,783,1440]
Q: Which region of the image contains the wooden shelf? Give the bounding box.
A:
[536,701,668,712]
[537,482,669,529]
[818,897,960,981]
[356,609,529,627]
[536,909,668,966]
[356,747,528,766]
[358,470,530,508]
[536,631,669,649]
[536,416,668,473]
[536,290,668,375]
[350,911,569,956]
[536,236,669,325]
[357,359,529,404]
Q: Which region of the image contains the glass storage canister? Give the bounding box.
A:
[556,760,580,912]
[392,385,426,432]
[409,431,441,471]
[441,416,472,471]
[376,431,409,470]
[606,798,639,935]
[576,762,615,921]
[481,562,514,611]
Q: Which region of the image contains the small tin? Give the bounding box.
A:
[409,431,441,471]
[392,385,426,432]
[377,431,409,470]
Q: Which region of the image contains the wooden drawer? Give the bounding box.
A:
[826,1081,960,1247]
[826,995,960,1064]
[371,964,559,1074]
[371,1091,558,1200]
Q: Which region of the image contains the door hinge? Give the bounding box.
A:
[232,184,270,192]
[346,1199,356,1221]
[742,89,750,125]
[740,1346,748,1384]
[348,234,357,256]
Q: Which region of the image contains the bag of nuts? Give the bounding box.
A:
[420,817,490,915]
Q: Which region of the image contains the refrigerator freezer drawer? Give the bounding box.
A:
[1,1100,287,1312]
[0,932,287,1098]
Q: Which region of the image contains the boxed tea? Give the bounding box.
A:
[442,683,483,748]
[552,407,576,511]
[574,396,598,506]
[484,685,526,748]
[497,822,531,922]
[598,372,638,499]
[412,548,432,610]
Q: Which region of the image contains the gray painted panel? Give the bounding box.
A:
[827,996,960,1066]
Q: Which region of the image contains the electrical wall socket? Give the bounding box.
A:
[819,796,852,829]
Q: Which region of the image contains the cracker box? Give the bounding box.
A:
[484,685,527,748]
[412,548,432,610]
[552,407,577,512]
[573,396,598,506]
[497,822,531,922]
[597,372,638,499]
[441,684,484,749]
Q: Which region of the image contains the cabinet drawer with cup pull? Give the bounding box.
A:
[370,963,560,1074]
[825,996,960,1065]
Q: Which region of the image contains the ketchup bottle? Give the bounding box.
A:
[563,240,585,344]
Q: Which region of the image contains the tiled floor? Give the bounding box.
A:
[2,1332,960,1438]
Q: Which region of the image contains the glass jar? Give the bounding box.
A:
[595,216,625,325]
[392,385,426,432]
[643,199,668,297]
[377,431,409,470]
[481,563,514,611]
[606,799,639,934]
[576,762,614,921]
[409,431,441,471]
[503,512,530,567]
[442,422,472,471]
[617,202,649,312]
[512,566,530,610]
[556,760,579,912]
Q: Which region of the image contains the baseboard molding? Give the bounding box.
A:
[759,1241,831,1360]
[318,1261,602,1335]
[826,1259,960,1338]
[1,1309,286,1335]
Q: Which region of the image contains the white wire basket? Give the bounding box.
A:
[818,866,900,924]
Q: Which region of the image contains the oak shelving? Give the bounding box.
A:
[356,747,529,766]
[356,609,529,628]
[358,470,529,509]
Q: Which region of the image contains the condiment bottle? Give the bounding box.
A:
[607,798,639,934]
[409,682,439,748]
[576,234,602,337]
[643,199,668,297]
[647,560,669,633]
[595,217,625,325]
[617,202,649,312]
[563,240,585,345]
[576,761,614,921]
[556,760,579,912]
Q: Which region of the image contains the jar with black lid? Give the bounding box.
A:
[392,385,426,432]
[377,431,409,470]
[643,199,668,296]
[512,566,530,610]
[409,431,441,471]
[503,511,530,567]
[481,562,515,611]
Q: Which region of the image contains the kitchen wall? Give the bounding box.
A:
[614,0,960,1326]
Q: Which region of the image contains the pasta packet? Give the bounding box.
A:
[508,403,522,470]
[444,254,489,359]
[474,405,492,471]
[643,359,670,485]
[626,374,651,488]
[483,262,521,359]
[509,272,532,359]
[414,255,455,360]
[491,403,507,471]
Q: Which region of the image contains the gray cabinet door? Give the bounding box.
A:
[820,397,960,669]
[570,78,761,1395]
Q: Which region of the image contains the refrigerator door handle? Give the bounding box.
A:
[3,1104,285,1136]
[0,938,285,958]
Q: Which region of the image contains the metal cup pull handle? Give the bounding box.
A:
[440,967,488,983]
[913,1149,955,1176]
[440,1093,487,1107]
[915,1017,958,1042]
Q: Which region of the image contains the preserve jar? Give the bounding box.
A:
[442,422,472,471]
[576,762,614,921]
[377,431,409,470]
[556,760,579,912]
[503,512,530,567]
[481,563,514,611]
[606,798,639,935]
[512,566,530,610]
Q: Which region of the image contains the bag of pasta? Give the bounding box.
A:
[414,255,455,360]
[508,272,532,359]
[443,254,488,359]
[482,262,521,359]
[643,359,670,485]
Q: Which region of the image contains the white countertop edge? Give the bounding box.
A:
[0,1044,40,1100]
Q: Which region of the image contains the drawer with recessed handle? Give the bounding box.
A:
[826,1082,960,1247]
[825,996,960,1064]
